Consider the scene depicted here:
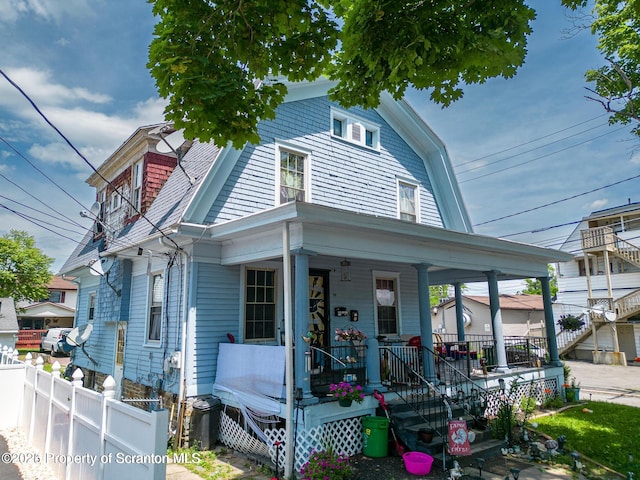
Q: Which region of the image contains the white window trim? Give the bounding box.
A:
[331,108,380,150]
[396,177,420,223]
[274,140,312,205]
[240,264,282,344]
[145,271,164,346]
[110,190,122,212]
[132,161,143,212]
[87,292,96,325]
[372,270,402,337]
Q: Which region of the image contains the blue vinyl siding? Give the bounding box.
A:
[308,257,421,341]
[188,262,241,395]
[204,96,443,227]
[123,261,184,393]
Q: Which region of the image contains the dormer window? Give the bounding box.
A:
[331,108,380,150]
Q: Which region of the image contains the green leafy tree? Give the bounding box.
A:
[430,285,450,307]
[562,0,640,134]
[0,230,53,304]
[520,264,558,297]
[148,0,536,148]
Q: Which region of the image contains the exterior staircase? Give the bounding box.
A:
[381,348,503,469]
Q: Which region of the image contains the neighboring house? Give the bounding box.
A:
[0,298,19,348]
[16,276,78,330]
[556,202,640,364]
[433,294,546,337]
[60,78,571,472]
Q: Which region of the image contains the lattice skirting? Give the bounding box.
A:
[484,377,559,417]
[218,409,366,473]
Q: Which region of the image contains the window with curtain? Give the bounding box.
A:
[398,181,418,222]
[148,273,163,342]
[245,268,276,340]
[376,277,398,335]
[279,149,306,204]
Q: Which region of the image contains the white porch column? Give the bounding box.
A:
[415,264,436,383]
[485,270,509,373]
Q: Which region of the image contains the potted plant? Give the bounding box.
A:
[557,314,585,332]
[329,381,365,407]
[565,377,581,402]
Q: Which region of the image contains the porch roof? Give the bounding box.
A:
[176,202,573,284]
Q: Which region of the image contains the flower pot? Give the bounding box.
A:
[565,387,580,402]
[418,429,435,444]
[338,398,353,407]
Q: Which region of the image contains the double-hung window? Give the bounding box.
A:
[245,268,276,341]
[374,273,400,335]
[278,148,307,204]
[132,161,143,212]
[398,180,419,223]
[88,292,96,324]
[148,273,164,342]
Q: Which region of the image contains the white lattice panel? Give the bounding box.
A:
[484,378,559,417]
[218,410,270,458]
[222,411,366,474]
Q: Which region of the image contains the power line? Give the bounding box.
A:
[0,194,87,234]
[474,172,640,227]
[454,113,608,168]
[0,68,182,252]
[455,122,609,175]
[460,125,629,184]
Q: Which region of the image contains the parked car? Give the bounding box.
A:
[40,328,72,356]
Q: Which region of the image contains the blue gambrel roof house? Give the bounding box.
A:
[61,78,572,475]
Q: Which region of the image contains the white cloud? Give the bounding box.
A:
[0,0,93,24]
[589,199,608,210]
[630,149,640,165]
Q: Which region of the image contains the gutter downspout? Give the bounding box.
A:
[282,223,294,478]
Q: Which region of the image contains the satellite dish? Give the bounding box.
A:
[64,323,98,366]
[100,256,115,274]
[156,129,186,154]
[604,311,617,322]
[89,201,101,217]
[66,323,93,346]
[88,258,104,276]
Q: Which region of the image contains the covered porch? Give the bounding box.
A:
[176,201,573,475]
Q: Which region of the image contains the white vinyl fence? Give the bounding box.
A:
[0,346,168,480]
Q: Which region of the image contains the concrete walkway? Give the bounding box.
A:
[565,359,640,407]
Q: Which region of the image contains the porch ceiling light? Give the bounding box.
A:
[340,259,351,282]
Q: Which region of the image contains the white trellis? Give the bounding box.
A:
[218,408,366,473]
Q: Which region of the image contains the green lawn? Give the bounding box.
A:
[533,401,640,478]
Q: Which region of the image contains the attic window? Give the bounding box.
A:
[331,108,380,150]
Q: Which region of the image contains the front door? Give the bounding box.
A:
[114,322,126,399]
[309,270,330,372]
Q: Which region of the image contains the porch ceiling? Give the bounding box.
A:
[177,202,573,284]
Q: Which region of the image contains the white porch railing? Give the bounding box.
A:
[380,345,421,384]
[0,347,168,480]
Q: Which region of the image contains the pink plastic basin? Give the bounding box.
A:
[403,451,434,475]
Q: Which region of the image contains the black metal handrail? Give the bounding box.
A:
[309,343,366,395]
[424,345,490,427]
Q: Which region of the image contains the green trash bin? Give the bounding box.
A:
[362,416,389,458]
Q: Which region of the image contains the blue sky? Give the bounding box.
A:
[0,1,638,281]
